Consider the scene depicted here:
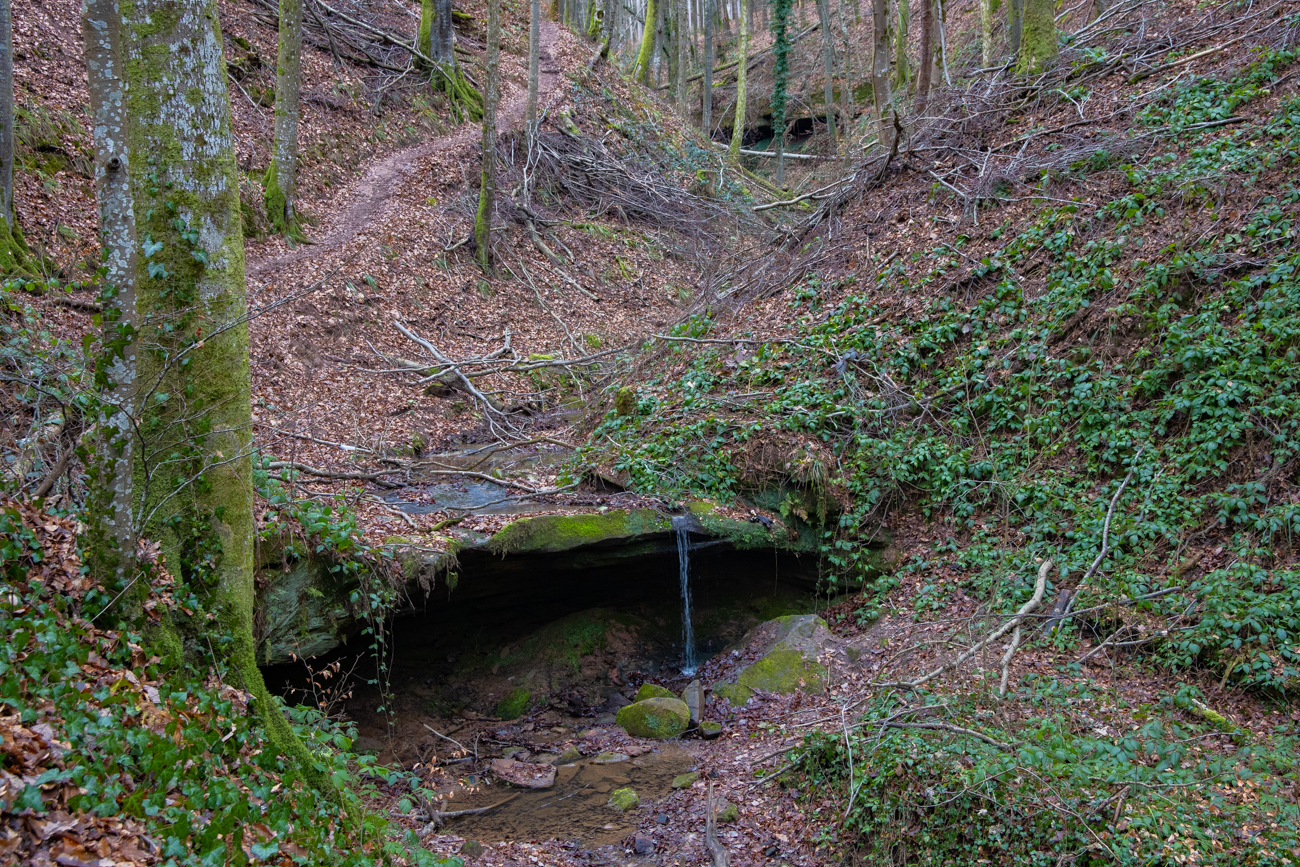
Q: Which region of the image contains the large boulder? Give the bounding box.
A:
[634,683,676,702]
[615,697,691,739]
[712,615,841,706]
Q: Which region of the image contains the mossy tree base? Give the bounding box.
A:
[262,162,306,242]
[434,62,484,124]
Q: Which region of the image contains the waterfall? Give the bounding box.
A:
[672,516,697,675]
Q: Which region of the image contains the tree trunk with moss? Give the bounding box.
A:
[266,0,303,238]
[1016,0,1056,74]
[1008,0,1023,56]
[526,0,540,128]
[0,0,29,275]
[727,0,747,162]
[82,0,139,594]
[475,0,499,271]
[702,0,713,134]
[103,0,335,797]
[421,0,481,121]
[872,0,894,150]
[980,0,994,66]
[674,0,687,114]
[892,0,909,97]
[633,0,657,83]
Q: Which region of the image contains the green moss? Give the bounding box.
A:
[418,0,434,54]
[0,217,33,277]
[699,720,722,737]
[632,0,657,84]
[487,510,671,555]
[716,649,826,706]
[671,771,699,788]
[634,683,676,702]
[613,387,636,416]
[615,697,690,739]
[262,161,304,240]
[496,687,531,720]
[608,787,639,812]
[716,801,739,823]
[1016,0,1058,74]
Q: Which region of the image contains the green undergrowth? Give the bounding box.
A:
[590,49,1300,690]
[790,687,1299,866]
[0,499,455,866]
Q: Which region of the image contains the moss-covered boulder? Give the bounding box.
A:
[496,687,531,720]
[608,787,639,811]
[487,509,671,555]
[716,801,739,823]
[634,683,676,702]
[671,771,699,789]
[712,615,833,705]
[615,697,691,739]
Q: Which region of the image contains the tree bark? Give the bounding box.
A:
[475,0,500,270]
[892,0,909,97]
[872,0,894,151]
[526,0,540,127]
[267,0,303,237]
[771,0,790,187]
[915,0,932,115]
[1009,0,1023,56]
[675,0,688,114]
[0,0,27,273]
[633,0,657,83]
[727,0,747,162]
[815,0,834,146]
[82,0,139,593]
[980,0,993,67]
[702,0,713,134]
[1017,0,1056,74]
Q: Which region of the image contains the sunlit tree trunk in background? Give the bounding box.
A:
[728,0,747,162]
[633,0,657,83]
[1017,0,1056,73]
[675,0,687,114]
[702,0,713,134]
[980,0,993,66]
[526,0,540,128]
[82,0,138,593]
[816,0,834,146]
[266,0,302,238]
[475,0,500,270]
[872,0,894,150]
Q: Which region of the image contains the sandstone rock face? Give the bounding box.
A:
[615,697,691,739]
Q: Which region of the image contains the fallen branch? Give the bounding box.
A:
[705,782,730,867]
[265,460,402,489]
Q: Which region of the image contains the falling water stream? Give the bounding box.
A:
[672,516,696,675]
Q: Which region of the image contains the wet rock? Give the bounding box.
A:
[608,787,639,812]
[633,836,656,855]
[633,683,676,702]
[615,697,691,739]
[496,687,531,720]
[490,758,556,788]
[681,679,704,724]
[671,771,699,788]
[556,746,582,763]
[460,839,485,857]
[593,752,630,764]
[699,720,723,739]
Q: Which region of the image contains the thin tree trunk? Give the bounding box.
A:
[110,0,335,798]
[0,0,25,273]
[980,0,993,66]
[267,0,302,237]
[82,0,139,591]
[1009,0,1023,56]
[893,0,909,97]
[702,0,713,134]
[816,0,834,146]
[475,0,500,270]
[915,0,932,115]
[771,0,789,187]
[1017,0,1056,73]
[872,0,894,150]
[675,0,688,114]
[526,0,540,126]
[728,0,747,162]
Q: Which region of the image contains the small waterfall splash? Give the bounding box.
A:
[672,516,696,675]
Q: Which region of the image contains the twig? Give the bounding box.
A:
[705,782,729,867]
[265,460,402,488]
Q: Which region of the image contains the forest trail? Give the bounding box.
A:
[247,20,563,282]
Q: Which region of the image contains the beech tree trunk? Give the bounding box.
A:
[526,0,540,127]
[980,0,994,66]
[702,0,713,134]
[83,0,335,797]
[727,0,747,162]
[1017,0,1057,73]
[816,0,834,146]
[872,0,894,150]
[1009,0,1023,55]
[915,0,932,115]
[267,0,303,237]
[893,0,909,97]
[634,0,657,83]
[0,0,26,273]
[82,0,139,590]
[475,0,500,270]
[675,0,687,114]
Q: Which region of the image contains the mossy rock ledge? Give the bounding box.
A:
[616,697,691,739]
[486,509,671,555]
[634,683,677,702]
[712,615,842,706]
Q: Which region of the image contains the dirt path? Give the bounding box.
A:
[248,21,563,282]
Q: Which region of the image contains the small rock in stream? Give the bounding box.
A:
[633,836,656,855]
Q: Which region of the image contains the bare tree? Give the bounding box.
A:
[702,0,713,135]
[475,0,500,270]
[0,0,28,273]
[266,0,303,238]
[675,0,688,114]
[893,0,909,97]
[526,0,540,128]
[916,0,933,114]
[815,0,835,146]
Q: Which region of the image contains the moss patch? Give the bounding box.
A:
[715,648,826,706]
[671,771,699,788]
[634,683,676,702]
[615,697,690,739]
[608,787,639,811]
[496,687,531,720]
[487,509,671,556]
